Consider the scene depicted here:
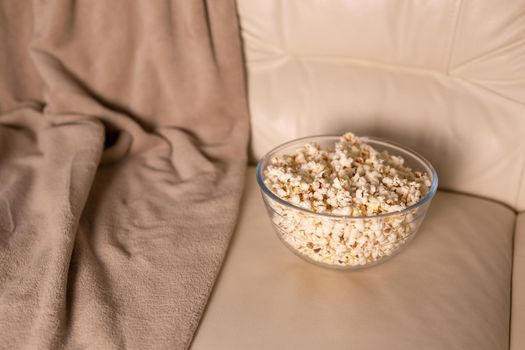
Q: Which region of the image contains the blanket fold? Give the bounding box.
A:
[0,0,249,349]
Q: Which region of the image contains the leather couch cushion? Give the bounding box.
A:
[238,0,525,209]
[192,168,514,350]
[511,214,525,350]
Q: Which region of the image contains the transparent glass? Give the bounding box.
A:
[256,135,438,270]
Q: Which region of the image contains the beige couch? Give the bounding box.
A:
[193,1,525,349]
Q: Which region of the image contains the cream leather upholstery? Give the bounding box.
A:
[512,214,525,350]
[194,1,525,349]
[193,169,514,350]
[240,0,525,209]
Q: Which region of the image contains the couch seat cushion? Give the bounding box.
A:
[192,167,514,350]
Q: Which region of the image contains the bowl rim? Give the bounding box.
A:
[256,134,438,219]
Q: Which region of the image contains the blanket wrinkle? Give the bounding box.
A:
[0,197,15,233]
[0,0,249,349]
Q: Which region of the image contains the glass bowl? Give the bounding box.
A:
[256,135,438,270]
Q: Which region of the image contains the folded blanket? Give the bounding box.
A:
[0,1,248,348]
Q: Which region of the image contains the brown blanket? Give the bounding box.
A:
[0,1,248,348]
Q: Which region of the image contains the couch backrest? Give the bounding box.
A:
[238,0,525,210]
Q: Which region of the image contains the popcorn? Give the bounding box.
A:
[263,132,432,268]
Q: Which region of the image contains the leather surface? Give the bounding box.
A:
[238,0,525,210]
[192,168,514,350]
[511,213,525,350]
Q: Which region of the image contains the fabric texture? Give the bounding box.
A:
[0,1,248,349]
[193,168,514,350]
